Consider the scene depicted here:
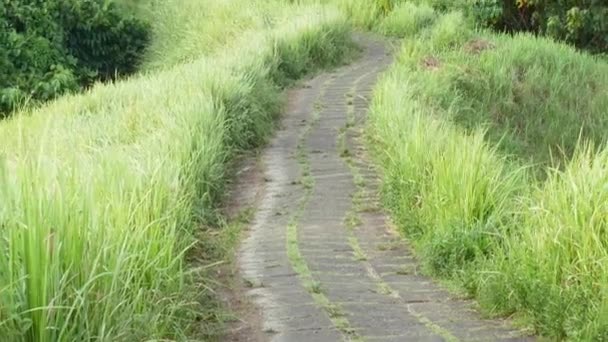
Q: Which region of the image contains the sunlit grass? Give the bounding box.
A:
[377,2,436,37]
[369,6,608,339]
[0,1,352,340]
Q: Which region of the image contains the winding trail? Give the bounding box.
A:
[234,35,533,342]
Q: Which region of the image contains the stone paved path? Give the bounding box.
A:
[236,35,534,342]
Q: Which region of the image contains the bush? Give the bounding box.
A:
[62,1,149,81]
[0,0,149,115]
[469,0,607,53]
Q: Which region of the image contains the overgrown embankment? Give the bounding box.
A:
[0,1,353,340]
[366,3,608,340]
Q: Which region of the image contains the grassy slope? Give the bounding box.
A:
[0,1,353,340]
[366,3,608,340]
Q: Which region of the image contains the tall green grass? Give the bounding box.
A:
[397,18,608,168]
[291,0,404,30]
[481,145,608,340]
[333,0,388,29]
[142,0,294,70]
[376,2,436,37]
[369,6,608,339]
[0,1,352,340]
[370,61,527,281]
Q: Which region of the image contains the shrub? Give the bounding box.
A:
[61,0,150,81]
[0,0,149,115]
[469,0,607,53]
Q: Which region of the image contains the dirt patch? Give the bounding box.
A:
[465,38,496,55]
[217,268,266,342]
[217,154,267,342]
[422,56,442,71]
[221,153,265,220]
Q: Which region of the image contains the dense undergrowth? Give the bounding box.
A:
[465,0,608,54]
[0,0,353,340]
[364,2,608,340]
[0,0,149,115]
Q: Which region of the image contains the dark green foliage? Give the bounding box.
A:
[467,0,607,53]
[62,1,150,81]
[0,0,149,115]
[541,0,607,53]
[422,221,496,278]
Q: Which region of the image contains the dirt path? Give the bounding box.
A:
[232,34,533,342]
